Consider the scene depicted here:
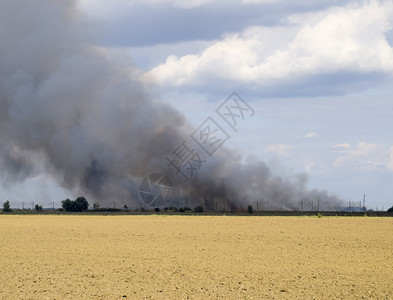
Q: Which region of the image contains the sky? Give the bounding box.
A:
[2,0,393,210]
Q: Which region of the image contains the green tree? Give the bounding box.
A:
[194,205,204,213]
[35,204,43,212]
[388,206,393,213]
[2,200,12,212]
[247,205,254,214]
[74,197,89,211]
[62,198,74,212]
[62,197,89,212]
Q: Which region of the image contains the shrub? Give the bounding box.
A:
[179,207,185,212]
[2,201,12,212]
[247,205,253,214]
[154,207,160,212]
[194,205,204,213]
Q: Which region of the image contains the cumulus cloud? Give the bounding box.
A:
[330,143,351,152]
[120,0,213,9]
[265,144,293,157]
[331,143,351,148]
[305,160,316,174]
[78,0,211,10]
[332,142,390,170]
[144,0,393,91]
[304,132,318,138]
[388,146,393,171]
[243,0,276,3]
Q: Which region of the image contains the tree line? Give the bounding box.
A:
[1,197,89,212]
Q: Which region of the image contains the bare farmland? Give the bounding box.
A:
[0,215,392,299]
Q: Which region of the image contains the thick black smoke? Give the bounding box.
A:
[0,0,343,210]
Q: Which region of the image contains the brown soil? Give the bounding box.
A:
[0,215,392,299]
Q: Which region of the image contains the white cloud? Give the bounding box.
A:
[143,0,212,8]
[305,160,316,174]
[143,1,393,87]
[388,146,393,171]
[331,143,351,149]
[304,132,318,138]
[265,144,293,157]
[330,143,351,152]
[332,142,390,170]
[243,0,276,3]
[78,0,212,11]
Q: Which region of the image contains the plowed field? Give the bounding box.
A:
[0,215,392,299]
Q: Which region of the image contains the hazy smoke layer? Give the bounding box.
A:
[0,0,343,210]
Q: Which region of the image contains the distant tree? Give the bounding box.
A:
[61,198,74,212]
[178,207,191,212]
[247,205,254,214]
[93,202,100,210]
[74,197,89,212]
[154,207,160,212]
[62,197,89,212]
[388,206,393,213]
[35,204,43,212]
[194,205,204,213]
[124,205,128,210]
[2,201,12,212]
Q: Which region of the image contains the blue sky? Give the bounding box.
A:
[3,0,393,210]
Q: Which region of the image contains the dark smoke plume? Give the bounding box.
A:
[0,0,343,210]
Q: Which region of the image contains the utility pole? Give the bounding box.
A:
[22,202,24,210]
[301,200,304,213]
[363,194,366,211]
[318,195,320,212]
[349,201,351,212]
